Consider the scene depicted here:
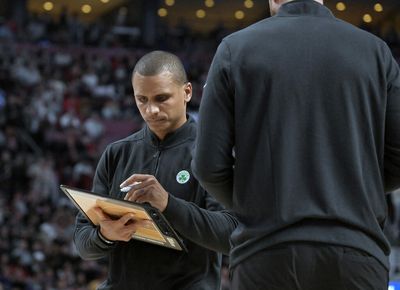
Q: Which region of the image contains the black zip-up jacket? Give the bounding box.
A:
[74,116,237,290]
[193,0,400,271]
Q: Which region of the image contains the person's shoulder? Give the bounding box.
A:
[105,128,146,152]
[334,18,387,46]
[223,18,271,43]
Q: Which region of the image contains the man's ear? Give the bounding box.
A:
[184,82,192,103]
[269,0,285,15]
[270,0,282,6]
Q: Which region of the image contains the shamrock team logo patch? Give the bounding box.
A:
[176,170,190,184]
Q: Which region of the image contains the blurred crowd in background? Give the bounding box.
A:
[0,3,400,290]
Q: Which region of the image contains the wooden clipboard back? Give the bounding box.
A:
[60,185,187,252]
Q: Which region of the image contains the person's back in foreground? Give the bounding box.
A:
[193,0,400,289]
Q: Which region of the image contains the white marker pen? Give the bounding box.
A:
[120,185,133,193]
[120,181,141,193]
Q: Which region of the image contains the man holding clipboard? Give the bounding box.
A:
[73,51,237,290]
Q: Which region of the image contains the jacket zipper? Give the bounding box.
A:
[153,149,161,177]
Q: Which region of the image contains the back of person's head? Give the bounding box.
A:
[132,51,187,85]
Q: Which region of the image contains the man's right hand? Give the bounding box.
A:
[94,207,143,242]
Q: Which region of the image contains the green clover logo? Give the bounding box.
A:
[176,170,190,184]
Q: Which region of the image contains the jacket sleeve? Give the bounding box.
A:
[73,147,117,260]
[384,46,400,192]
[191,40,235,208]
[163,190,237,255]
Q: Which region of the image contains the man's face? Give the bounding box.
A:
[132,71,192,140]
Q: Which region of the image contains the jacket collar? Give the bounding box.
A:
[277,0,335,18]
[145,114,195,148]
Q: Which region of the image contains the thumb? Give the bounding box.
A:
[119,212,135,225]
[94,207,110,220]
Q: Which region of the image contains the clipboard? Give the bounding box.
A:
[60,184,187,252]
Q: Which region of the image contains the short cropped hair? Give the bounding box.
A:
[132,51,188,84]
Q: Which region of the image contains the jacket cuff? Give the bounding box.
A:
[96,227,116,246]
[163,194,186,222]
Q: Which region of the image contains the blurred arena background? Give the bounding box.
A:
[0,0,399,289]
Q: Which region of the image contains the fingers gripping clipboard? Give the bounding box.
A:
[60,185,187,252]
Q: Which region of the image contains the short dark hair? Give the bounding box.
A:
[132,50,188,84]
